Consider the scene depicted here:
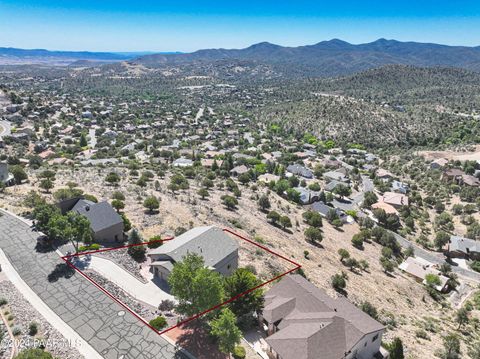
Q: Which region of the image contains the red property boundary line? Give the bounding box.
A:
[61,228,301,336]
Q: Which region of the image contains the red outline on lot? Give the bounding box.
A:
[61,228,301,336]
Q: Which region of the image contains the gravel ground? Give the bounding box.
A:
[0,280,84,359]
[85,270,156,321]
[84,270,181,329]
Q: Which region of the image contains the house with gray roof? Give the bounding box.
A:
[148,226,239,281]
[58,198,124,243]
[294,187,321,205]
[448,235,480,260]
[286,164,313,179]
[260,275,385,359]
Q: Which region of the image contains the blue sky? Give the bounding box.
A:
[1,0,479,52]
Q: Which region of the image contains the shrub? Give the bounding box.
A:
[29,322,38,336]
[12,326,21,336]
[149,316,168,331]
[0,298,7,306]
[232,346,246,359]
[158,300,176,312]
[148,236,163,249]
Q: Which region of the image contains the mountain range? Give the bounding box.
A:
[2,39,480,76]
[133,38,480,76]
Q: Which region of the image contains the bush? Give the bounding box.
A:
[14,349,54,359]
[148,236,163,249]
[28,322,38,336]
[158,300,176,312]
[12,326,22,336]
[0,298,7,306]
[78,244,101,252]
[149,316,168,331]
[232,346,246,359]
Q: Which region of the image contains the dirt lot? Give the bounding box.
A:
[418,145,480,162]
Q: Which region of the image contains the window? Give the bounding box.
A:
[227,264,231,269]
[372,334,379,342]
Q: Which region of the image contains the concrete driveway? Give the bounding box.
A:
[72,255,176,307]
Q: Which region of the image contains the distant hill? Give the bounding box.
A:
[0,48,177,66]
[134,39,480,77]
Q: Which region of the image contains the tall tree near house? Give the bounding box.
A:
[210,308,242,357]
[127,228,146,261]
[388,337,405,359]
[10,165,28,184]
[79,132,88,147]
[168,253,224,317]
[224,268,264,320]
[111,199,125,212]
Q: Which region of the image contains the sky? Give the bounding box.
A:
[1,0,480,52]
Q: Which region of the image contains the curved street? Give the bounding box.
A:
[0,210,180,359]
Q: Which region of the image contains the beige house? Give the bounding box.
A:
[399,257,449,292]
[260,275,385,359]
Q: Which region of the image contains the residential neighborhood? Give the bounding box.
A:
[1,8,480,358]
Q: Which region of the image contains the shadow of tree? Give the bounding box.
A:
[48,263,75,282]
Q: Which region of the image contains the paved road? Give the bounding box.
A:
[0,211,180,359]
[0,120,12,136]
[391,230,480,283]
[0,248,102,358]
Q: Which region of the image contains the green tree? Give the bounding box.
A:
[331,273,347,292]
[441,333,461,359]
[434,231,450,251]
[198,188,210,199]
[111,199,125,212]
[79,132,88,147]
[362,191,378,208]
[304,227,323,244]
[380,256,395,274]
[333,184,352,199]
[10,165,28,184]
[258,195,271,211]
[224,268,264,320]
[360,301,378,320]
[267,211,280,225]
[279,216,292,230]
[338,248,350,263]
[455,307,469,330]
[39,178,54,193]
[143,196,160,213]
[388,337,404,359]
[210,308,242,356]
[105,172,121,185]
[168,253,224,316]
[302,211,323,228]
[127,229,146,261]
[221,195,238,210]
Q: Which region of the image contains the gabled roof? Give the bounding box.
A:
[263,275,384,359]
[72,199,123,233]
[449,235,480,254]
[148,226,238,268]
